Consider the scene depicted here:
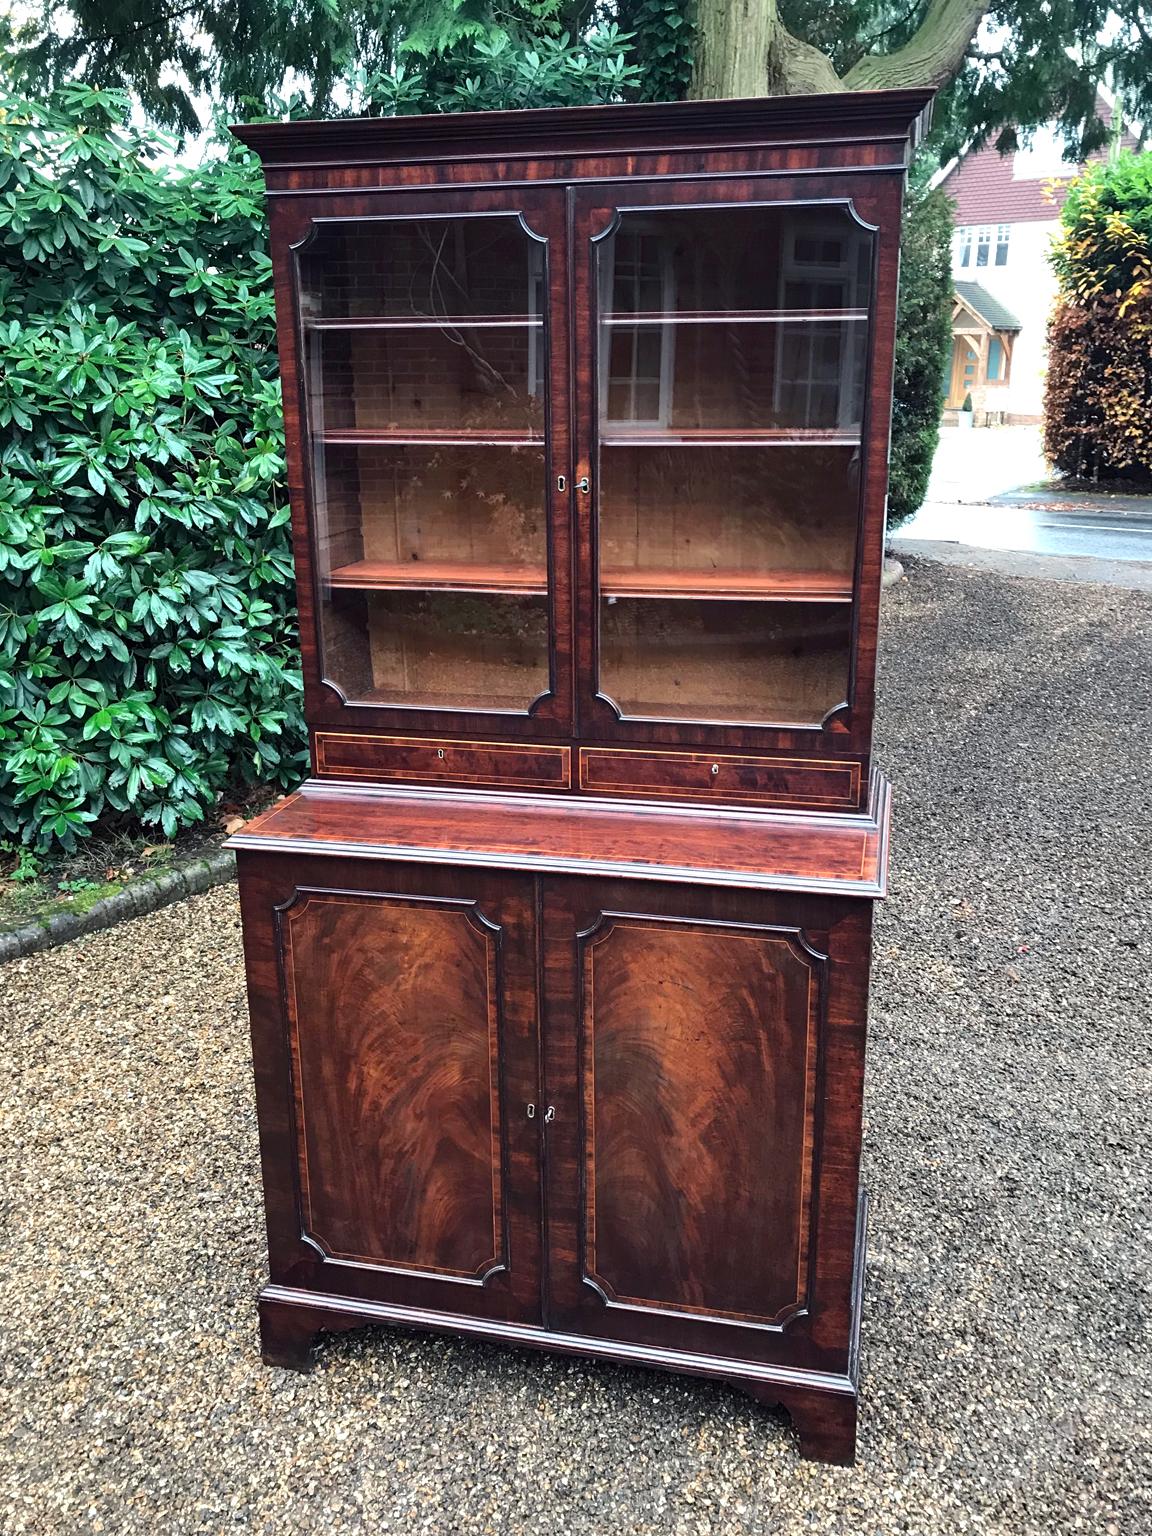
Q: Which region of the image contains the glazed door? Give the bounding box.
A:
[540,876,864,1371]
[238,853,543,1324]
[274,187,573,738]
[572,179,897,755]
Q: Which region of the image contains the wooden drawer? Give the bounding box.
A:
[316,733,571,790]
[579,748,861,809]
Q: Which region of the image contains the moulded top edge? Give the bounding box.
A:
[229,88,935,169]
[224,774,892,899]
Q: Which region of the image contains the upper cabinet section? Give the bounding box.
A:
[237,92,932,791]
[297,211,556,716]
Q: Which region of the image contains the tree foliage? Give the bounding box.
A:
[1044,152,1152,483]
[363,19,643,114]
[5,0,1151,168]
[1049,153,1152,309]
[888,185,954,528]
[0,85,303,852]
[0,0,396,138]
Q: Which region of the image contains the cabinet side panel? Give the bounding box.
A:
[581,915,819,1325]
[280,891,503,1277]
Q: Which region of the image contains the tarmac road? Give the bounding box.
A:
[894,489,1152,564]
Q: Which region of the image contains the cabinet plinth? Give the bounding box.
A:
[229,88,931,1465]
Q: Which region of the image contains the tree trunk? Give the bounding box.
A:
[691,0,776,101]
[690,0,988,99]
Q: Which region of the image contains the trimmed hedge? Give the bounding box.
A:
[0,85,304,853]
[1044,153,1152,482]
[1045,295,1152,480]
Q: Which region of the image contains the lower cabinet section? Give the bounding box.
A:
[236,851,873,1464]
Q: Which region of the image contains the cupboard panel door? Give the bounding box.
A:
[578,912,818,1326]
[237,853,543,1324]
[542,879,863,1370]
[282,892,505,1278]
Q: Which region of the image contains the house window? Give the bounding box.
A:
[959,224,1010,269]
[987,335,1010,383]
[1013,125,1073,181]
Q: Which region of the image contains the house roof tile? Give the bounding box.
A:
[954,281,1023,332]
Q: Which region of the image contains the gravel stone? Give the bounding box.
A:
[1,558,1150,1535]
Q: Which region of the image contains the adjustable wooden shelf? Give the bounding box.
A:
[230,87,932,1466]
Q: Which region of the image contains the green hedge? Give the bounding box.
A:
[888,185,953,530]
[1044,152,1152,482]
[0,85,304,852]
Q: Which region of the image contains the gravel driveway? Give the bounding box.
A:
[3,558,1150,1535]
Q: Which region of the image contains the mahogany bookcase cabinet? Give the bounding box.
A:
[229,87,932,1466]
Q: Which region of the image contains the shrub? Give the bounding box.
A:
[0,84,305,853]
[1044,151,1152,482]
[1045,294,1152,479]
[888,185,953,530]
[1050,152,1152,306]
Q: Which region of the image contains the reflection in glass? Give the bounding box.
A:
[598,205,872,435]
[600,318,867,436]
[299,219,544,321]
[595,204,870,726]
[298,214,550,711]
[307,325,543,438]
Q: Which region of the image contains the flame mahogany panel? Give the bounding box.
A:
[280,889,504,1276]
[579,914,820,1326]
[236,853,544,1325]
[539,875,872,1379]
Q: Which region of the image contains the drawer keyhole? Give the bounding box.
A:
[437,748,446,759]
[710,763,720,776]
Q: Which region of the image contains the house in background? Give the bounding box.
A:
[935,100,1138,425]
[949,279,1021,418]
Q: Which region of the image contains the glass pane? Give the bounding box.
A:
[300,219,541,320]
[600,601,851,726]
[315,444,546,586]
[600,446,859,593]
[595,203,870,726]
[308,326,543,436]
[326,592,549,711]
[298,215,550,711]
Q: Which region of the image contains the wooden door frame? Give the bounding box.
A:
[948,322,989,408]
[264,185,575,746]
[568,172,904,762]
